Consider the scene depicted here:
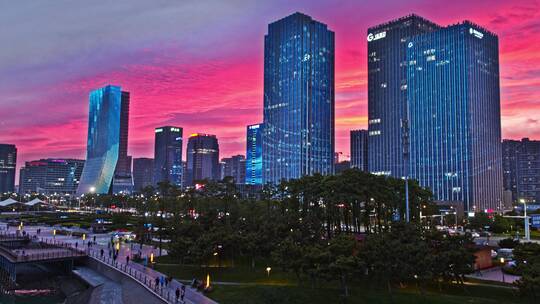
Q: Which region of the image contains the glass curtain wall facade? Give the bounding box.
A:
[0,144,17,193]
[19,159,84,194]
[262,12,335,184]
[367,15,440,177]
[77,85,122,195]
[222,155,246,184]
[133,157,154,192]
[502,138,540,204]
[154,126,183,187]
[350,130,368,171]
[186,134,219,186]
[112,91,133,193]
[406,22,503,212]
[246,123,263,185]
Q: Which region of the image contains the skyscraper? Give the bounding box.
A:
[112,90,133,193]
[77,85,130,195]
[154,126,183,187]
[246,123,263,185]
[222,155,246,184]
[502,138,540,204]
[262,12,335,184]
[19,159,84,195]
[350,130,368,171]
[406,20,503,212]
[186,133,219,186]
[133,157,154,192]
[367,15,440,177]
[0,144,17,193]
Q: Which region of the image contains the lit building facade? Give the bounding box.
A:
[350,130,368,171]
[19,159,84,195]
[262,12,335,184]
[154,126,183,187]
[406,21,503,212]
[246,123,263,185]
[0,144,17,193]
[186,133,219,186]
[78,85,129,195]
[367,15,440,177]
[112,91,133,194]
[502,138,540,204]
[133,157,154,192]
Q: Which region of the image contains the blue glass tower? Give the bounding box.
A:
[406,21,503,212]
[350,130,368,171]
[186,133,219,186]
[77,85,123,195]
[262,12,335,184]
[246,123,263,185]
[154,126,183,188]
[367,15,440,177]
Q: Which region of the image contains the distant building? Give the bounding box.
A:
[246,123,263,185]
[154,126,183,188]
[78,85,131,195]
[503,138,540,204]
[222,155,246,184]
[0,144,17,193]
[335,161,351,174]
[186,133,219,186]
[19,158,84,195]
[350,130,368,171]
[133,158,154,192]
[262,12,335,184]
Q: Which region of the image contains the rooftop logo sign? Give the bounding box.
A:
[367,31,386,42]
[469,28,484,39]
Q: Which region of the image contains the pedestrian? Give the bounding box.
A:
[126,255,130,264]
[160,276,164,287]
[93,235,96,242]
[181,285,185,302]
[155,277,159,290]
[108,242,111,249]
[175,287,180,302]
[100,248,104,258]
[109,250,112,258]
[75,242,78,249]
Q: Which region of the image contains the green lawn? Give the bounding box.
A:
[152,260,531,304]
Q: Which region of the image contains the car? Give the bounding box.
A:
[471,232,480,238]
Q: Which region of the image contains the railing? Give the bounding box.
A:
[0,233,87,263]
[87,249,179,303]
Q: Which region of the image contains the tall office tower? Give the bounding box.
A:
[246,123,263,185]
[0,144,17,193]
[112,90,133,193]
[262,12,335,184]
[350,130,368,171]
[133,157,154,192]
[502,138,540,204]
[367,15,440,177]
[186,133,219,186]
[222,155,246,184]
[154,126,183,187]
[19,159,84,195]
[78,85,129,195]
[406,21,503,212]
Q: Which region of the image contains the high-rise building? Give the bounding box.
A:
[133,157,154,192]
[335,161,351,174]
[406,20,503,212]
[154,126,183,187]
[367,15,440,177]
[0,144,17,193]
[502,138,540,204]
[350,130,368,171]
[112,90,133,193]
[262,12,335,184]
[246,123,263,185]
[186,133,219,186]
[19,159,84,194]
[77,85,130,195]
[222,155,246,184]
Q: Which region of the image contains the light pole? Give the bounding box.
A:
[519,199,530,241]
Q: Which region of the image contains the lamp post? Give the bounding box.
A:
[500,257,505,283]
[519,199,530,241]
[266,267,271,277]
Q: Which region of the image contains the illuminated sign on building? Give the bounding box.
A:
[367,31,387,42]
[469,28,484,39]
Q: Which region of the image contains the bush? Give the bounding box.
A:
[498,238,519,249]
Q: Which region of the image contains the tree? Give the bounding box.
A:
[326,234,360,297]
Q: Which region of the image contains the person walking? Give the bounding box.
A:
[126,255,130,264]
[100,248,104,258]
[175,287,180,303]
[181,285,186,302]
[154,277,159,291]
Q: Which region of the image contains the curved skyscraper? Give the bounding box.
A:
[262,12,335,184]
[77,85,130,195]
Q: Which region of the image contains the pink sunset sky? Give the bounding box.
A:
[1,0,539,177]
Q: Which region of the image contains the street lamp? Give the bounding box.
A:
[266,267,272,277]
[500,257,506,283]
[519,199,530,241]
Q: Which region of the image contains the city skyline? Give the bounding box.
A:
[1,0,539,177]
